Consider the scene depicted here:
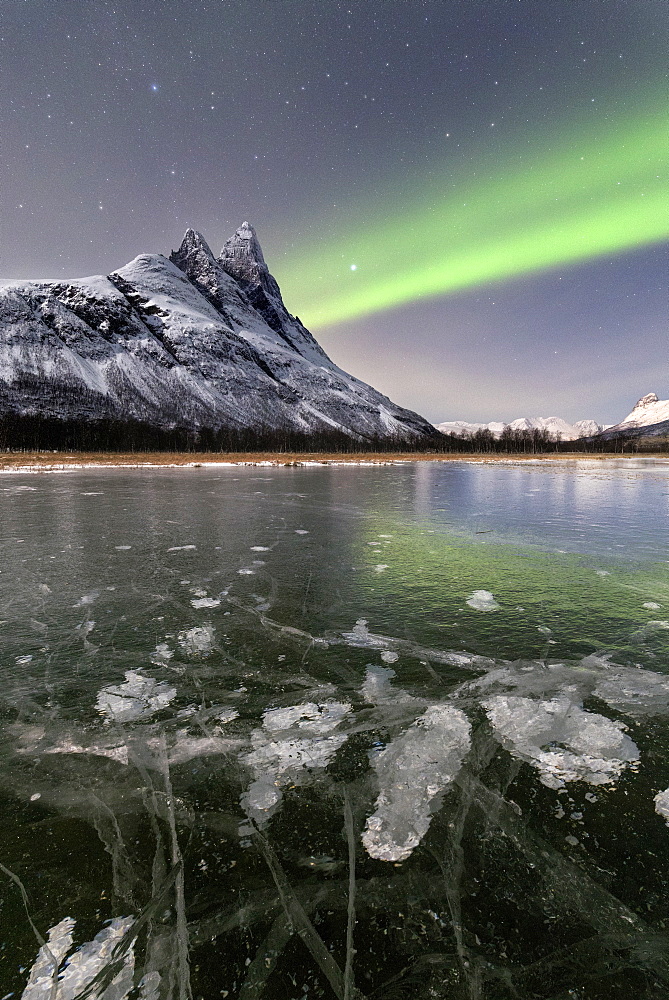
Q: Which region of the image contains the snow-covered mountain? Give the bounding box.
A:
[435,416,603,440]
[597,393,669,439]
[0,225,435,441]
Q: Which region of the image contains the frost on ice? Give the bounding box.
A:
[241,700,351,826]
[483,694,639,789]
[362,704,471,862]
[96,671,177,723]
[466,590,500,611]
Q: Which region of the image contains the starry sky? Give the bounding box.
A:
[1,0,667,425]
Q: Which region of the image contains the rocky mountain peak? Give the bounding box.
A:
[170,228,216,268]
[169,228,240,315]
[217,223,329,360]
[219,221,272,290]
[633,392,659,409]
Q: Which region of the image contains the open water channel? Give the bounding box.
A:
[0,459,668,999]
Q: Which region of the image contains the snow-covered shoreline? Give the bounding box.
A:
[1,453,669,474]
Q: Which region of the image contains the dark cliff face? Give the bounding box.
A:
[0,225,438,443]
[216,222,329,359]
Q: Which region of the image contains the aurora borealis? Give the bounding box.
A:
[1,0,667,423]
[275,92,668,329]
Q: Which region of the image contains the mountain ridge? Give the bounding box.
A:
[0,225,437,443]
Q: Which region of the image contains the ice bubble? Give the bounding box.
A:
[381,650,399,663]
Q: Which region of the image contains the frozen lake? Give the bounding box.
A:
[1,460,668,998]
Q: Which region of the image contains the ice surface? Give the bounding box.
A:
[96,671,177,723]
[466,590,500,611]
[362,704,471,861]
[484,694,639,789]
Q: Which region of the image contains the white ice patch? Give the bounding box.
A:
[466,590,500,612]
[151,642,174,663]
[73,590,99,607]
[22,916,134,999]
[177,624,215,657]
[16,654,33,665]
[374,564,389,573]
[242,700,351,826]
[381,650,399,664]
[362,705,471,862]
[654,788,669,826]
[44,739,129,765]
[21,916,75,997]
[167,544,196,551]
[295,529,309,534]
[643,602,662,610]
[191,596,220,608]
[96,671,177,723]
[165,730,237,765]
[251,545,270,551]
[115,544,132,550]
[238,567,255,575]
[342,618,391,649]
[361,665,410,706]
[593,666,669,717]
[483,694,639,789]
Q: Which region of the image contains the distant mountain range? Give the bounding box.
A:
[435,416,605,441]
[0,224,436,443]
[436,394,669,442]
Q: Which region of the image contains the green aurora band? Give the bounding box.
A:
[274,99,668,330]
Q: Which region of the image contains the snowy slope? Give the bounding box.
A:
[0,226,436,441]
[597,393,669,439]
[435,416,603,440]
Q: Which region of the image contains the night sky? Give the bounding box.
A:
[1,0,666,424]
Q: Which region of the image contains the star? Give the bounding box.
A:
[350,264,357,271]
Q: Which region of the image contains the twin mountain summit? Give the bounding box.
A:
[0,224,663,445]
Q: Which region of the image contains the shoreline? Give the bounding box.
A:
[1,451,668,472]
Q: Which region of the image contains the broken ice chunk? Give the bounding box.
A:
[362,705,471,862]
[466,590,500,612]
[96,671,177,723]
[643,602,662,610]
[483,694,639,789]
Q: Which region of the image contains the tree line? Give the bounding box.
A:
[0,411,665,454]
